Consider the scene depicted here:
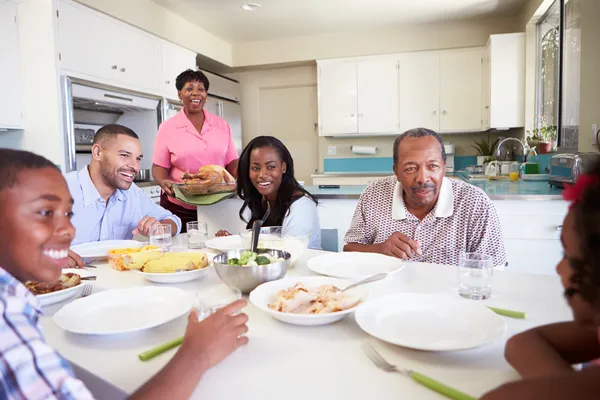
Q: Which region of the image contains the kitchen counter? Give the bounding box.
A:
[134,180,158,187]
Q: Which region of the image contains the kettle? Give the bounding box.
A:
[485,161,499,177]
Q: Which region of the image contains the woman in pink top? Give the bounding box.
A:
[482,162,600,399]
[152,70,239,231]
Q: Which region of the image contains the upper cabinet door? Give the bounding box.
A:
[160,41,196,101]
[439,49,483,132]
[357,60,399,134]
[58,1,121,82]
[0,1,23,129]
[482,47,491,131]
[318,62,358,135]
[114,24,161,93]
[398,52,440,132]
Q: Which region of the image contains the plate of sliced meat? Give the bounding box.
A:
[26,269,94,307]
[176,165,237,195]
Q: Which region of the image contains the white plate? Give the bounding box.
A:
[355,293,507,351]
[307,252,405,279]
[37,269,94,307]
[70,240,143,258]
[133,266,213,284]
[53,286,192,335]
[249,276,368,326]
[205,235,244,252]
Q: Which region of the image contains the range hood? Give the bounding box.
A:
[71,83,159,113]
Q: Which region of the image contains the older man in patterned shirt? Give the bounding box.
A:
[344,128,506,266]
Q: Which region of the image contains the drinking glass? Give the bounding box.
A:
[187,221,208,249]
[149,224,172,251]
[458,252,493,300]
[194,284,242,321]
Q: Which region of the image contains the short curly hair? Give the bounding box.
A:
[0,149,59,193]
[567,161,600,310]
[175,69,210,92]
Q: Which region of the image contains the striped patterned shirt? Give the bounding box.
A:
[0,267,94,399]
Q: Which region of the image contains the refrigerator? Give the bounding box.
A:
[161,95,242,156]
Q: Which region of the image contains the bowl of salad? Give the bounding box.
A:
[212,249,291,293]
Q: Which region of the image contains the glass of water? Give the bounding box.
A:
[458,252,493,300]
[194,284,242,321]
[149,224,172,251]
[187,221,208,249]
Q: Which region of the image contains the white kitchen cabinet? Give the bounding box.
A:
[318,62,358,135]
[482,33,525,129]
[57,0,161,94]
[356,60,399,134]
[398,52,440,132]
[398,49,482,133]
[0,1,23,130]
[318,59,398,136]
[439,49,482,132]
[161,41,196,100]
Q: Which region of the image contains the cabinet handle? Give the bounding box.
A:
[111,65,118,70]
[120,68,126,72]
[556,225,563,231]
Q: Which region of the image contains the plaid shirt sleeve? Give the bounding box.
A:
[0,293,94,400]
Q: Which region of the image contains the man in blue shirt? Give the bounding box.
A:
[65,124,182,267]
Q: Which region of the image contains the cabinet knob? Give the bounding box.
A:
[350,114,356,117]
[485,106,489,109]
[433,111,437,115]
[111,65,118,70]
[359,113,364,117]
[556,225,563,231]
[120,68,126,72]
[442,110,447,115]
[165,80,170,84]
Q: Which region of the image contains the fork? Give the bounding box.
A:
[79,284,94,298]
[361,342,476,400]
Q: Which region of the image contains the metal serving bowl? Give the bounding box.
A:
[213,249,291,293]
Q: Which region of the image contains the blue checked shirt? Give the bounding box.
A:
[66,166,182,245]
[0,267,94,399]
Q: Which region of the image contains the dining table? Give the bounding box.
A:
[41,235,572,400]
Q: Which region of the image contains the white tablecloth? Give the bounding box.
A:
[42,237,572,400]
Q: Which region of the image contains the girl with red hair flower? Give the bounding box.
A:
[482,162,600,399]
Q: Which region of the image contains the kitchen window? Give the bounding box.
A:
[535,0,580,151]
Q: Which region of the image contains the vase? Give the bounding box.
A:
[476,156,487,166]
[538,141,552,154]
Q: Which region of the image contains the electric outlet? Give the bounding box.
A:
[593,124,598,145]
[327,146,337,156]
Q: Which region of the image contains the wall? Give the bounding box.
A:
[577,0,600,152]
[16,0,66,168]
[73,0,232,66]
[233,16,521,67]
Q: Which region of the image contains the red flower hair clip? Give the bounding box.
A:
[562,174,600,207]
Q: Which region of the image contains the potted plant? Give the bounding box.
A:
[526,125,557,154]
[471,137,500,165]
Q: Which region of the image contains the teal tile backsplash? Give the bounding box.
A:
[324,154,555,173]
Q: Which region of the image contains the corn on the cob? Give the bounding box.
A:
[143,258,195,273]
[160,252,208,269]
[123,249,162,266]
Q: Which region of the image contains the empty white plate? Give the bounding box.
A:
[205,235,244,252]
[355,293,506,351]
[70,240,143,258]
[53,286,192,335]
[307,252,405,279]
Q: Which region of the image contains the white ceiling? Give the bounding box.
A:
[151,0,527,44]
